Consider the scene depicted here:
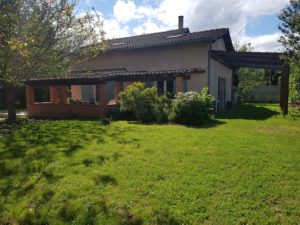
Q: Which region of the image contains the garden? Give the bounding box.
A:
[0,100,299,224]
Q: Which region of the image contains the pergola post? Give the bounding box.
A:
[280,64,290,115]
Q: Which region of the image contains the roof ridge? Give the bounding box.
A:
[108,27,230,42]
[108,28,190,41]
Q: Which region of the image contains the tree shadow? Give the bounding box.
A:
[128,119,226,129]
[216,104,279,120]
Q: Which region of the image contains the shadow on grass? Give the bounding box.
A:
[1,119,180,224]
[128,119,226,129]
[216,104,279,120]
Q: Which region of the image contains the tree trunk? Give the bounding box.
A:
[4,85,17,124]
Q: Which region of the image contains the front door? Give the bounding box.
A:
[218,77,226,110]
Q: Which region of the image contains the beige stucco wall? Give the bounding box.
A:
[73,43,209,73]
[71,40,235,101]
[210,58,232,102]
[188,73,208,92]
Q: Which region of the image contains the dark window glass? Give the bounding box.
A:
[33,86,50,103]
[145,80,152,88]
[106,81,115,100]
[183,79,189,92]
[166,80,174,94]
[157,81,164,94]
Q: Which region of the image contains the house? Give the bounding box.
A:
[25,16,289,118]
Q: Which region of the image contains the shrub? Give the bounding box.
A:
[156,95,172,123]
[170,88,215,125]
[119,82,161,122]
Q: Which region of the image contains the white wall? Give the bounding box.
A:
[210,58,232,102]
[211,38,226,51]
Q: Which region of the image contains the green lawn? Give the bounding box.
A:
[0,104,300,225]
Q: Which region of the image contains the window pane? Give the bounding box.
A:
[67,85,97,104]
[183,79,189,92]
[145,80,152,88]
[157,81,164,94]
[34,86,50,103]
[106,81,115,100]
[166,80,174,94]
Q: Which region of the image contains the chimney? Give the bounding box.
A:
[178,15,184,30]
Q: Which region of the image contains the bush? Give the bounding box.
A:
[170,88,215,125]
[119,82,162,122]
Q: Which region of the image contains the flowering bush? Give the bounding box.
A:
[170,88,215,125]
[119,83,215,125]
[119,82,161,122]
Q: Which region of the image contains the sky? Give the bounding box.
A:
[76,0,289,52]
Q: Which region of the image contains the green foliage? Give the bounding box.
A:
[278,1,300,103]
[236,68,265,102]
[279,0,300,62]
[0,0,106,123]
[170,88,215,125]
[289,61,300,102]
[119,83,214,125]
[119,82,163,123]
[0,0,106,87]
[234,42,265,103]
[0,104,300,224]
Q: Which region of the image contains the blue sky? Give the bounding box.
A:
[76,0,288,52]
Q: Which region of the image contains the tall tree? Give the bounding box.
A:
[279,0,300,62]
[279,0,300,103]
[0,0,106,123]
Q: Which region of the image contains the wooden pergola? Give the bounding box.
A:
[211,51,289,114]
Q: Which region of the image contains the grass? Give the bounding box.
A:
[0,104,300,224]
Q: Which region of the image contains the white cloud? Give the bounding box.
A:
[89,0,289,51]
[103,19,131,38]
[113,0,137,23]
[241,33,284,52]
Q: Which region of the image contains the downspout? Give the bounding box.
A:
[207,40,212,94]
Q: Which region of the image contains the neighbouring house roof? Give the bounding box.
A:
[25,68,205,85]
[211,51,285,70]
[107,28,234,52]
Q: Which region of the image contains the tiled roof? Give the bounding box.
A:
[211,51,284,69]
[107,28,232,51]
[25,68,205,85]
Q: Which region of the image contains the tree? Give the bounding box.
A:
[0,0,106,123]
[234,42,265,103]
[279,0,300,62]
[279,0,300,103]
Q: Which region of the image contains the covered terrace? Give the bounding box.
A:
[211,50,289,114]
[24,68,203,118]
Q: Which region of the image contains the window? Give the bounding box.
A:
[67,85,98,105]
[166,80,174,94]
[183,79,189,92]
[156,80,175,95]
[145,80,153,88]
[33,86,50,103]
[165,34,184,39]
[157,81,164,94]
[106,81,115,100]
[111,42,124,46]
